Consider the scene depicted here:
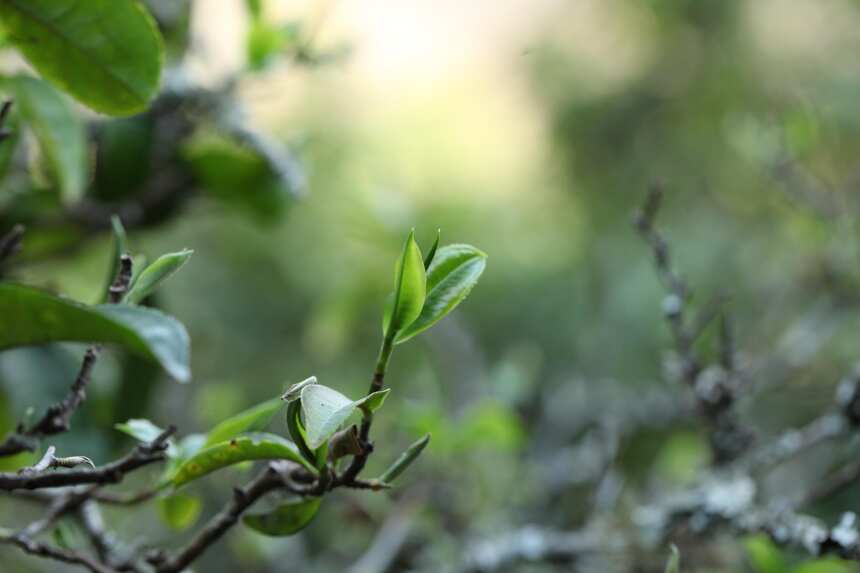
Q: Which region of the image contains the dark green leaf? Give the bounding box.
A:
[0,0,164,115]
[384,229,426,336]
[172,433,315,487]
[125,249,193,304]
[0,283,191,381]
[242,497,320,537]
[423,228,440,269]
[396,244,486,343]
[158,493,202,531]
[0,76,85,202]
[286,397,315,465]
[204,397,283,447]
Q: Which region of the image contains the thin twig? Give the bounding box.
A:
[0,528,118,573]
[149,464,285,573]
[0,255,133,457]
[0,427,174,491]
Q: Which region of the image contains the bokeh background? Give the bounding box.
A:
[5,0,860,571]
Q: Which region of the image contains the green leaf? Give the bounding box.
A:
[395,244,486,344]
[0,283,191,382]
[125,249,193,304]
[242,497,320,537]
[665,545,680,573]
[384,229,426,336]
[0,76,85,202]
[115,418,164,443]
[204,397,283,447]
[379,433,430,484]
[301,384,390,450]
[158,493,201,531]
[182,133,292,222]
[172,433,315,487]
[354,388,390,415]
[0,0,164,115]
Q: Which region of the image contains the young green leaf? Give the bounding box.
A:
[1,76,85,202]
[172,433,315,487]
[242,497,321,537]
[158,493,202,531]
[665,545,680,573]
[301,384,390,450]
[354,388,391,416]
[379,433,430,484]
[0,0,164,116]
[0,284,190,382]
[115,419,165,443]
[384,230,426,336]
[204,397,283,447]
[424,229,441,269]
[395,244,487,344]
[125,249,193,304]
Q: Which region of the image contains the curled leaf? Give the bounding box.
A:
[286,398,316,465]
[301,384,390,450]
[281,376,318,402]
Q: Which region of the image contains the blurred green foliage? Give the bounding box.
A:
[4,0,860,571]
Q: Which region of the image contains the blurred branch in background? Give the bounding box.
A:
[452,191,860,572]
